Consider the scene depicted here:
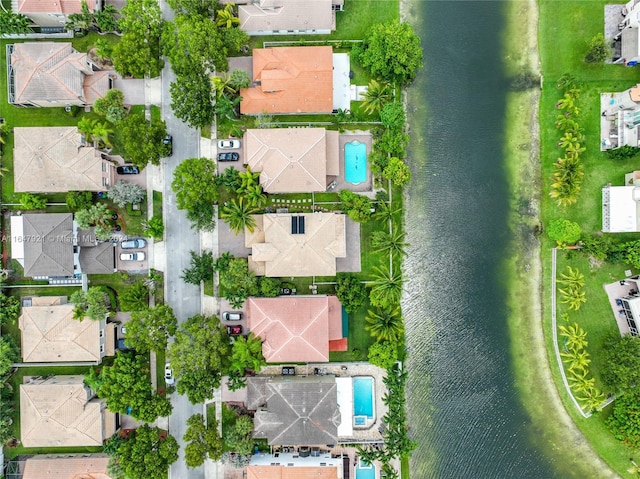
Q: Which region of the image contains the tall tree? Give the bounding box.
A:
[91,351,172,422]
[602,333,640,393]
[229,332,266,376]
[70,287,110,321]
[170,72,216,129]
[120,112,169,167]
[0,293,20,327]
[107,181,145,208]
[335,273,368,313]
[125,305,177,353]
[219,258,259,308]
[369,264,404,308]
[183,413,224,468]
[559,323,588,352]
[353,21,423,86]
[182,251,215,285]
[169,315,232,404]
[371,228,409,258]
[119,281,150,312]
[361,79,392,115]
[107,425,178,479]
[171,158,218,211]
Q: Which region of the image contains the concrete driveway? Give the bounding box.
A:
[116,244,148,271]
[217,220,250,258]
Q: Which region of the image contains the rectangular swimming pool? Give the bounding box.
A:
[353,376,374,418]
[345,140,367,184]
[355,461,376,479]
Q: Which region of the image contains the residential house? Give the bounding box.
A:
[246,376,346,445]
[244,128,339,193]
[20,375,117,447]
[8,42,112,107]
[17,454,112,479]
[240,46,351,114]
[237,0,343,36]
[19,296,115,363]
[248,452,343,479]
[602,173,640,232]
[11,214,116,279]
[13,0,101,28]
[617,0,640,66]
[246,295,345,363]
[245,212,346,277]
[601,84,640,150]
[14,126,116,193]
[606,276,640,336]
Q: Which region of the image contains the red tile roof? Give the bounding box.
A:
[17,0,96,14]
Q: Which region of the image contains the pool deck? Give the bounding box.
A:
[333,131,374,194]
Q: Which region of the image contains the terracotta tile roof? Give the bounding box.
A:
[17,0,96,14]
[239,0,334,34]
[246,465,338,479]
[21,213,75,277]
[247,376,340,445]
[244,128,339,193]
[22,454,111,479]
[240,46,333,114]
[19,296,109,362]
[11,42,110,106]
[247,296,343,363]
[14,127,114,193]
[20,375,114,447]
[246,213,346,277]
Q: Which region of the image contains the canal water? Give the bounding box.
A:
[402,1,558,477]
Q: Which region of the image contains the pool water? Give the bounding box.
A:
[345,140,367,184]
[353,376,374,418]
[355,462,376,479]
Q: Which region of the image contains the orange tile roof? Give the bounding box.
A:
[22,454,111,479]
[329,338,348,351]
[247,296,343,363]
[240,46,333,115]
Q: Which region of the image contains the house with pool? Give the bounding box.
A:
[243,127,373,193]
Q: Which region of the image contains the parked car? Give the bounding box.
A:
[121,325,127,336]
[163,135,173,157]
[226,325,243,335]
[116,165,139,175]
[218,139,241,150]
[116,338,133,351]
[120,252,145,261]
[164,363,175,386]
[222,311,243,321]
[121,238,147,249]
[217,152,239,162]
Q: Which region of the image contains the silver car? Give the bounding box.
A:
[120,252,145,261]
[121,238,147,249]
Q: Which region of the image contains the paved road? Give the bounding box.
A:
[157,9,205,475]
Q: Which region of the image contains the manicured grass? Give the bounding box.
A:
[156,349,166,390]
[152,190,163,218]
[88,272,148,308]
[535,0,640,475]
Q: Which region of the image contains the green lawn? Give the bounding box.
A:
[538,0,640,474]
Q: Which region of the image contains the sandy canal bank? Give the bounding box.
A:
[502,0,617,476]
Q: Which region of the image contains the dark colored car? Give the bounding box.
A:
[117,165,140,175]
[226,325,243,335]
[163,135,173,157]
[217,152,239,162]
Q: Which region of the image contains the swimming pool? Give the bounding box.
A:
[353,376,374,418]
[345,140,367,184]
[355,461,376,479]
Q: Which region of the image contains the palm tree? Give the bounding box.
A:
[567,369,595,393]
[373,200,400,223]
[555,92,576,111]
[565,142,586,158]
[559,286,587,311]
[576,386,605,413]
[0,166,8,178]
[230,332,266,373]
[92,121,113,148]
[557,266,585,288]
[370,264,404,308]
[559,322,588,352]
[244,183,267,208]
[215,3,239,28]
[237,166,260,193]
[365,306,405,342]
[557,132,579,149]
[560,349,591,373]
[371,228,409,258]
[361,79,392,115]
[220,198,258,233]
[556,73,577,90]
[77,117,97,141]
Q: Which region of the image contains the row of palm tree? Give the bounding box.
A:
[550,80,585,207]
[557,266,587,311]
[361,79,393,115]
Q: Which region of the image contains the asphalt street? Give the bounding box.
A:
[160,48,206,479]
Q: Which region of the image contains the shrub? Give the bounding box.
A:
[546,218,581,246]
[20,193,47,210]
[607,145,639,162]
[584,33,608,64]
[66,191,93,212]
